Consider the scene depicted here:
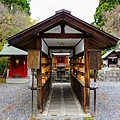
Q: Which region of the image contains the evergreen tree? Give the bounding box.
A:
[101,5,120,38]
[92,0,120,29]
[92,0,120,55]
[0,0,31,15]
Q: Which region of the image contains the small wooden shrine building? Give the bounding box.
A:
[102,48,120,68]
[6,9,119,112]
[0,44,28,83]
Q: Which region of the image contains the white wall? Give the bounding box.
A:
[42,40,48,55]
[50,51,52,58]
[75,39,84,55]
[70,50,73,58]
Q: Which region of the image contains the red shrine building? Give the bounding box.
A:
[53,56,69,67]
[52,53,70,82]
[0,44,29,83]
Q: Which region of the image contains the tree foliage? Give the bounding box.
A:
[0,2,36,48]
[92,0,120,29]
[0,57,8,76]
[101,5,120,38]
[92,1,120,56]
[0,0,31,15]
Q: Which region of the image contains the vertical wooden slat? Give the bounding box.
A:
[36,37,43,112]
[70,75,85,110]
[84,39,90,112]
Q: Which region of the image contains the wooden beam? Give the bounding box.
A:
[84,38,90,112]
[89,37,112,49]
[88,49,102,51]
[49,46,74,49]
[60,21,65,33]
[40,33,88,38]
[36,37,43,112]
[64,15,118,45]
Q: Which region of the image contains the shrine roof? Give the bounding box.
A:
[102,48,120,59]
[102,49,114,59]
[6,9,119,52]
[0,44,27,56]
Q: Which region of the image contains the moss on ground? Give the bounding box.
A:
[0,78,6,83]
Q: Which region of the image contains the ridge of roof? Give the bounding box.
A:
[55,9,71,14]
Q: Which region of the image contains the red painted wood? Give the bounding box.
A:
[8,57,27,78]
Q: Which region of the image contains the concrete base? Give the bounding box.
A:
[6,78,29,83]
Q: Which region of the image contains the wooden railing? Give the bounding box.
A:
[71,75,85,110]
[42,76,52,111]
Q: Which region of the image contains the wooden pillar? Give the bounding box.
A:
[84,39,90,112]
[36,37,43,112]
[94,70,97,112]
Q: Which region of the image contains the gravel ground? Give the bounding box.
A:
[0,83,38,120]
[90,81,120,120]
[0,81,120,120]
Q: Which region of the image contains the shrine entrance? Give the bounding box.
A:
[7,9,119,114]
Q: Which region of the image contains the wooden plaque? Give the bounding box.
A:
[89,51,101,70]
[28,50,40,69]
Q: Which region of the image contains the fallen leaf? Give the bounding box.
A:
[3,105,14,112]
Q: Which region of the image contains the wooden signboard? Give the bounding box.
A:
[89,51,101,70]
[28,49,40,69]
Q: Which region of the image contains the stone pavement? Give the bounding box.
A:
[36,83,90,119]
